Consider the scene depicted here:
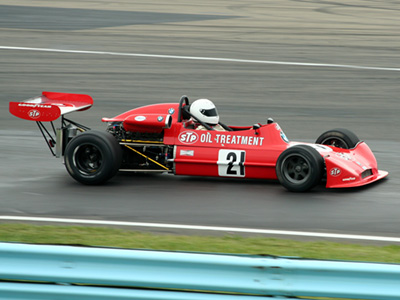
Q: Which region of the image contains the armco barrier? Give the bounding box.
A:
[0,242,400,300]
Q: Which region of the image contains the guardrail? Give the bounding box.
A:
[0,242,400,300]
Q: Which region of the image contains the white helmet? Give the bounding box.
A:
[190,99,219,125]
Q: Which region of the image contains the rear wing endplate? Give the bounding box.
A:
[9,91,93,157]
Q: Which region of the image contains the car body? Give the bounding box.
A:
[9,92,388,192]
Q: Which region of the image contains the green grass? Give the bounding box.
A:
[1,223,400,263]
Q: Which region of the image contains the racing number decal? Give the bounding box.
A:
[226,152,244,175]
[218,150,246,177]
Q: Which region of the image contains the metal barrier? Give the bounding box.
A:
[0,242,399,300]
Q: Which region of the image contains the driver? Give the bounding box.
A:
[189,99,226,131]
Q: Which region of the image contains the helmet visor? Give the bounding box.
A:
[200,108,218,117]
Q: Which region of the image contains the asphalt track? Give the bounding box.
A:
[1,1,399,244]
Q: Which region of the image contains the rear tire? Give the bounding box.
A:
[64,130,122,185]
[315,128,360,149]
[276,145,324,192]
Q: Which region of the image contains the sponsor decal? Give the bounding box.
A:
[342,177,356,182]
[134,116,146,121]
[18,103,51,108]
[180,150,194,156]
[356,161,368,171]
[28,109,41,119]
[157,116,164,122]
[178,131,199,144]
[330,168,341,177]
[202,132,264,146]
[336,152,352,160]
[280,130,289,143]
[179,131,265,146]
[356,161,368,170]
[168,108,175,114]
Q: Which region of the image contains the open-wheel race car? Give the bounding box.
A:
[9,91,388,192]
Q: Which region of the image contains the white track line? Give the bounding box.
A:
[1,216,400,243]
[2,46,400,72]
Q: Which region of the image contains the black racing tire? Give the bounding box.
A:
[276,145,324,192]
[64,130,122,185]
[315,128,360,149]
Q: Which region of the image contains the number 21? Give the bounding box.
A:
[218,150,246,177]
[226,152,245,176]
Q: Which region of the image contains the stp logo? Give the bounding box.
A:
[330,168,341,177]
[28,109,41,119]
[178,131,199,144]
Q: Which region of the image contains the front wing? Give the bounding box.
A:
[324,142,388,188]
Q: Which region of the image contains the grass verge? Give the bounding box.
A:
[1,223,400,263]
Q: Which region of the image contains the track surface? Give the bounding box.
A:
[1,1,399,243]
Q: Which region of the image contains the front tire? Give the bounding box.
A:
[315,128,360,149]
[64,130,122,185]
[276,145,324,192]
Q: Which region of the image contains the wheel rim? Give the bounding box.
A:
[281,153,311,184]
[320,137,349,149]
[73,144,103,175]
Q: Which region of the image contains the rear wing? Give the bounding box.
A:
[9,91,93,122]
[9,92,93,157]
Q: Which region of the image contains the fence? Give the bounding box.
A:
[0,242,399,299]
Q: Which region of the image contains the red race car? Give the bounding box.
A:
[9,92,388,192]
